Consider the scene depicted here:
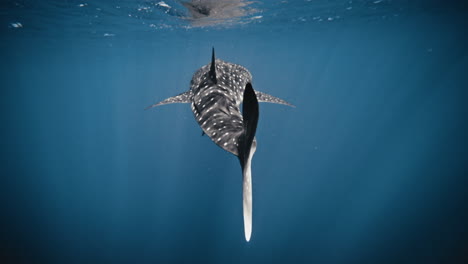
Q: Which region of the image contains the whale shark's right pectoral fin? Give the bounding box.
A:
[145,91,192,110]
[255,91,295,107]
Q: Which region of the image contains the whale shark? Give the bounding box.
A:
[147,48,293,241]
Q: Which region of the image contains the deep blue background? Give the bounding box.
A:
[1,1,467,263]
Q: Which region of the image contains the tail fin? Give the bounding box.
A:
[242,142,254,242]
[241,83,259,152]
[239,83,259,242]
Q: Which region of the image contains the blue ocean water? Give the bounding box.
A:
[1,0,467,263]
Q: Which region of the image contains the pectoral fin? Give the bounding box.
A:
[255,91,295,107]
[145,91,192,110]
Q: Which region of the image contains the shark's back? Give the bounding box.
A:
[190,59,252,155]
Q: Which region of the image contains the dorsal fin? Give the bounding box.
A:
[209,47,217,84]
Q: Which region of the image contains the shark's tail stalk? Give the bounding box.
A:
[239,83,259,242]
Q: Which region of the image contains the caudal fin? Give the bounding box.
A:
[243,157,253,242]
[239,83,259,242]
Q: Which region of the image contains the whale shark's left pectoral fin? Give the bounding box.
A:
[145,91,192,110]
[255,91,295,107]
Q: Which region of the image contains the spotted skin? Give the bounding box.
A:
[190,59,252,155]
[148,58,293,155]
[147,51,293,242]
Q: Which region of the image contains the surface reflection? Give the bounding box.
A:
[181,0,258,26]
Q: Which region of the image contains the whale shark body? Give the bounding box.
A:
[147,49,293,241]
